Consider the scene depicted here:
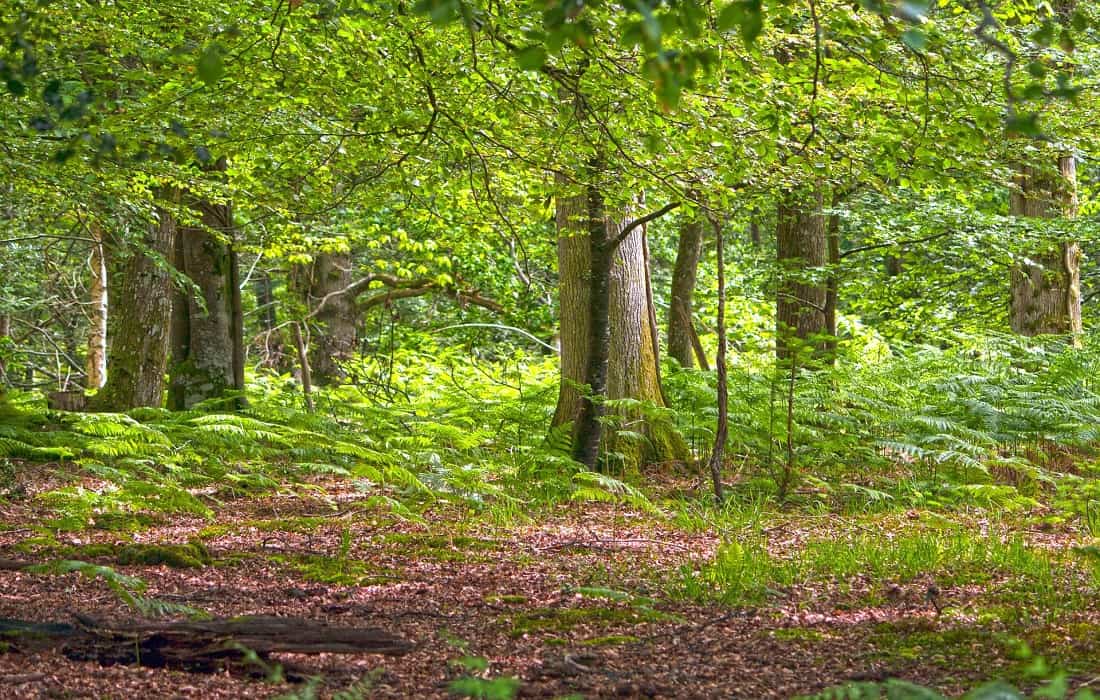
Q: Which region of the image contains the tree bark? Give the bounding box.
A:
[668,210,705,369]
[553,177,687,469]
[776,187,827,360]
[253,271,288,371]
[168,197,237,410]
[0,313,9,384]
[1008,157,1081,341]
[93,209,177,410]
[0,615,410,672]
[823,211,841,362]
[85,222,108,390]
[707,213,727,502]
[305,252,358,384]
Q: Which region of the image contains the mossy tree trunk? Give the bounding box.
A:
[1008,157,1081,341]
[93,209,177,410]
[668,210,705,369]
[553,176,687,469]
[776,186,828,360]
[167,196,239,410]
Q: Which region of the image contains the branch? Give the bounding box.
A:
[607,202,681,251]
[838,230,952,259]
[358,282,502,314]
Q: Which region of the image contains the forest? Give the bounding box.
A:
[3,0,1100,697]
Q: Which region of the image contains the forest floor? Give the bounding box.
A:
[1,464,1099,699]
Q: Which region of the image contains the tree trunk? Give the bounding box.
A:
[553,178,686,469]
[253,271,288,371]
[0,313,9,384]
[1008,157,1081,340]
[305,253,358,384]
[229,240,247,406]
[776,187,827,360]
[93,209,177,410]
[823,212,841,362]
[668,211,705,369]
[707,213,727,502]
[85,222,108,390]
[168,198,237,410]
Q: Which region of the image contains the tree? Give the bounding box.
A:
[776,186,828,359]
[552,171,686,469]
[1008,156,1082,341]
[300,252,358,385]
[93,208,177,411]
[668,208,707,370]
[167,184,243,411]
[85,220,108,390]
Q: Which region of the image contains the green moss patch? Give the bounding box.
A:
[506,605,667,638]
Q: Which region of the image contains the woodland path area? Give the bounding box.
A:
[2,465,1097,699]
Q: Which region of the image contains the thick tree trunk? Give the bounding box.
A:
[553,179,686,468]
[776,187,827,359]
[168,198,236,410]
[306,253,358,384]
[93,209,177,410]
[85,222,108,390]
[668,212,705,369]
[1009,157,1081,340]
[823,212,841,362]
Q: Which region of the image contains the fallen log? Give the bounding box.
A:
[0,615,412,672]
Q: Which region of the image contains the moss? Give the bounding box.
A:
[116,542,212,568]
[772,627,827,643]
[868,623,1006,670]
[43,541,212,568]
[581,634,639,646]
[382,533,501,562]
[506,605,665,637]
[272,553,400,586]
[197,524,233,540]
[91,512,161,532]
[245,516,328,533]
[485,594,528,605]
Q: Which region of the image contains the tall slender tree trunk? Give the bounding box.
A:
[776,186,827,359]
[707,213,727,502]
[305,252,358,384]
[85,222,108,390]
[668,209,705,369]
[168,197,237,410]
[253,271,288,371]
[93,208,177,410]
[0,313,10,384]
[552,176,686,468]
[1009,157,1081,340]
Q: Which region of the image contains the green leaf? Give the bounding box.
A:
[196,44,224,85]
[514,45,547,71]
[1026,61,1046,78]
[1005,113,1040,138]
[717,0,763,46]
[901,28,926,51]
